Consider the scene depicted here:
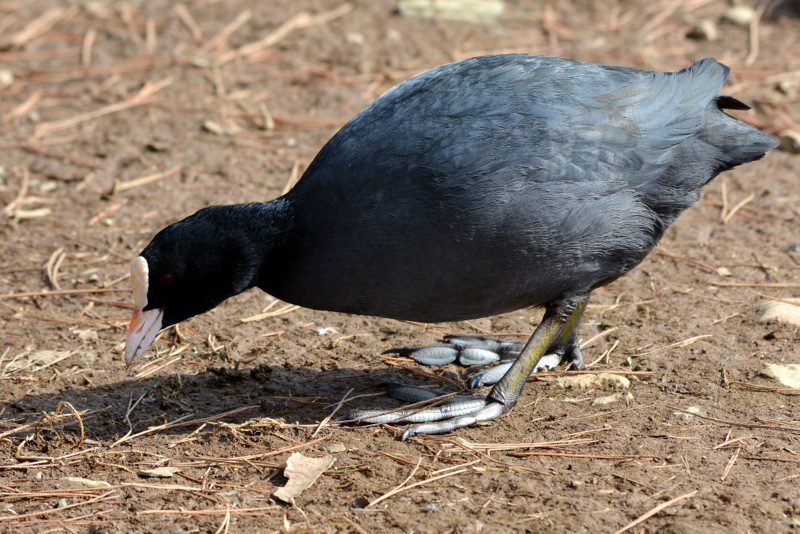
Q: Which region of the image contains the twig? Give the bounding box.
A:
[368,465,468,508]
[715,282,800,288]
[138,506,279,516]
[745,0,769,66]
[196,10,252,56]
[2,90,43,124]
[721,446,741,482]
[174,4,202,44]
[3,167,30,218]
[0,288,128,300]
[44,247,66,290]
[145,18,157,56]
[313,388,353,437]
[0,491,117,522]
[655,248,715,272]
[5,6,78,49]
[82,27,96,66]
[56,401,85,449]
[240,303,299,323]
[34,77,173,137]
[112,165,182,194]
[111,405,259,448]
[722,193,756,224]
[213,506,231,534]
[633,335,711,356]
[730,381,800,395]
[669,406,800,432]
[215,4,353,66]
[512,452,658,460]
[612,490,698,534]
[579,327,617,349]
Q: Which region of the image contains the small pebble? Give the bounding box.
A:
[778,130,800,154]
[686,20,718,41]
[723,5,756,25]
[0,69,13,89]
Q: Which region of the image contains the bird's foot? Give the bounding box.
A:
[336,381,504,439]
[385,333,583,386]
[338,334,584,438]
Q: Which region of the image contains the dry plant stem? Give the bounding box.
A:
[44,247,66,290]
[716,282,800,288]
[0,491,117,522]
[745,0,769,66]
[312,388,354,437]
[721,446,741,482]
[138,506,279,517]
[240,304,300,322]
[2,91,42,124]
[174,3,202,44]
[669,406,800,432]
[82,27,96,66]
[439,437,598,453]
[6,6,78,48]
[111,405,259,448]
[722,193,756,224]
[215,4,354,66]
[34,77,173,138]
[612,490,698,534]
[512,452,659,460]
[368,465,470,508]
[730,381,800,395]
[654,248,715,272]
[327,515,369,534]
[0,288,128,300]
[3,167,30,217]
[196,10,252,56]
[112,165,182,194]
[579,327,617,349]
[213,506,231,534]
[56,401,85,449]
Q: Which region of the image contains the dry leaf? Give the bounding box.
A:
[591,392,634,406]
[673,406,704,421]
[759,298,800,327]
[273,453,335,503]
[59,477,112,488]
[4,350,72,373]
[137,466,182,478]
[398,0,504,22]
[557,373,630,390]
[763,363,800,389]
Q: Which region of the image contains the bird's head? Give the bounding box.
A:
[124,207,261,366]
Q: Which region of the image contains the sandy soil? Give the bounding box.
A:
[1,0,799,532]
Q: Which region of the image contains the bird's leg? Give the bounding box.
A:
[482,295,587,412]
[384,297,587,388]
[339,294,590,438]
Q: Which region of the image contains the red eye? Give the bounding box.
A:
[160,274,173,285]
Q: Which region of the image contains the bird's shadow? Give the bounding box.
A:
[5,360,466,443]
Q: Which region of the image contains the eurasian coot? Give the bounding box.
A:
[125,54,776,438]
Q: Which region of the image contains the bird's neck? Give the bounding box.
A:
[231,198,297,292]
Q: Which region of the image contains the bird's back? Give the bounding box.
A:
[269,55,775,321]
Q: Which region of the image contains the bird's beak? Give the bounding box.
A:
[124,256,164,367]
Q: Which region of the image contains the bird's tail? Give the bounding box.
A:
[703,93,778,170]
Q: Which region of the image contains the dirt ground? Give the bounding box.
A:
[1,0,799,532]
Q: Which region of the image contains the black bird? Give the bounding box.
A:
[125,54,776,438]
